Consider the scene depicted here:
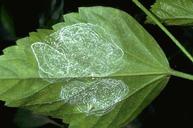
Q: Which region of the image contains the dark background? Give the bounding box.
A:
[0,0,193,128]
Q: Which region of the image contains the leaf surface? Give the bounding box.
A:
[0,6,171,128]
[147,0,193,25]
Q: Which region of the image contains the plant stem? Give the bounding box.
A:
[170,69,193,81]
[132,0,193,63]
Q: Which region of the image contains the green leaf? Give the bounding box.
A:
[0,6,171,128]
[147,0,193,25]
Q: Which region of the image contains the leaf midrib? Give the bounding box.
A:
[20,75,166,108]
[0,71,170,79]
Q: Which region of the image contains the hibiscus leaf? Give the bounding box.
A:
[147,0,193,25]
[0,6,171,128]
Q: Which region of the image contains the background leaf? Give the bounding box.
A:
[39,0,64,28]
[0,5,15,39]
[14,109,63,128]
[147,0,193,25]
[0,6,171,128]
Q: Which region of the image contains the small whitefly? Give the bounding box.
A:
[60,79,129,116]
[31,23,128,116]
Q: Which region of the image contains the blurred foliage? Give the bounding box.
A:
[39,0,64,28]
[14,109,64,128]
[0,5,15,40]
